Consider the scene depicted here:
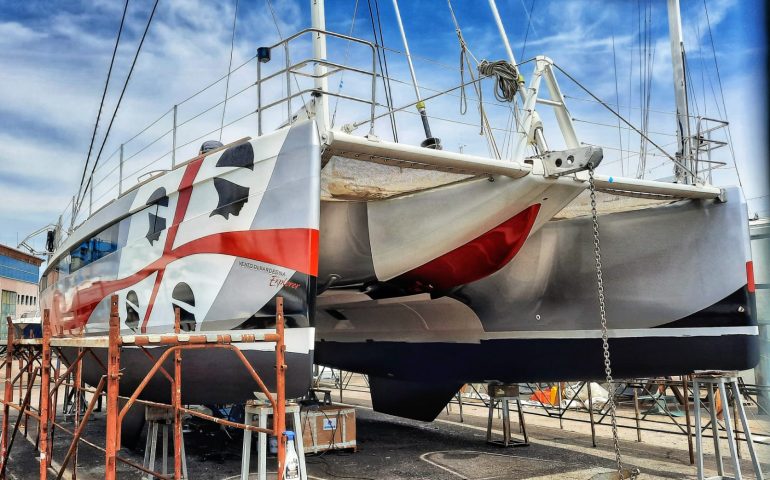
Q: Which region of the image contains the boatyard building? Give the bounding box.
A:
[0,244,43,338]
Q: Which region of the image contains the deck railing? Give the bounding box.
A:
[52,27,734,249]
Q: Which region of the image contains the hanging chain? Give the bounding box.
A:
[588,165,640,480]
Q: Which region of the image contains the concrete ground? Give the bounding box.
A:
[2,367,769,479]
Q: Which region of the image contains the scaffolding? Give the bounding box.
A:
[0,295,290,480]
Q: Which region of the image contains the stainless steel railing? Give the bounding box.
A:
[62,28,379,241]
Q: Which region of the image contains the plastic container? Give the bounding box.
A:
[283,431,301,480]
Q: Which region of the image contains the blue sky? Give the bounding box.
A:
[0,0,767,252]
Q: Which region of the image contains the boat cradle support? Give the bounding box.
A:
[0,296,291,480]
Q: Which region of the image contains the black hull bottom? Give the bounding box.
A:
[60,346,314,405]
[316,334,758,421]
[316,334,758,383]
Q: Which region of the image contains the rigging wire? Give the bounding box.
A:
[77,0,160,216]
[635,0,643,177]
[330,0,360,128]
[219,0,240,141]
[626,8,633,178]
[683,49,700,118]
[637,0,655,179]
[265,0,308,120]
[611,31,623,176]
[694,19,723,122]
[553,63,698,178]
[703,0,743,189]
[75,0,130,211]
[447,0,501,159]
[519,0,536,61]
[367,0,399,141]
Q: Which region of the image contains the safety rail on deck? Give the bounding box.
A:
[63,28,380,242]
[690,116,729,184]
[254,28,377,136]
[54,26,735,247]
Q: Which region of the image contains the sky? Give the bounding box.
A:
[0,0,767,253]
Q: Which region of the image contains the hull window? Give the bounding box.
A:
[171,282,196,332]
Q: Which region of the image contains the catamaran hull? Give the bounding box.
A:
[315,186,759,420]
[58,337,314,404]
[318,167,589,293]
[40,121,323,403]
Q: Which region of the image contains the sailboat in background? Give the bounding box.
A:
[25,0,756,421]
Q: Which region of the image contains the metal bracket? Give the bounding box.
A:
[540,146,603,178]
[717,187,727,203]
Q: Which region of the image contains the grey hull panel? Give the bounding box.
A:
[315,187,757,400]
[459,186,752,332]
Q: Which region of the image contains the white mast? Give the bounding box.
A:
[666,0,693,183]
[311,0,330,135]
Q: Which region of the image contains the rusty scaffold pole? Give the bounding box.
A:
[38,310,51,479]
[276,297,287,480]
[1,316,14,475]
[173,306,183,480]
[105,296,121,480]
[1,294,288,480]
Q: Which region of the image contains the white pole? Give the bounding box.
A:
[391,0,438,145]
[488,0,531,161]
[118,144,124,195]
[172,104,177,168]
[666,0,693,183]
[487,0,517,66]
[311,0,330,135]
[391,0,422,102]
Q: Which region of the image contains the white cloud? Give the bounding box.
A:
[0,0,767,249]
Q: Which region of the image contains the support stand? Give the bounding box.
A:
[692,371,764,480]
[240,402,306,480]
[142,406,188,480]
[485,383,529,447]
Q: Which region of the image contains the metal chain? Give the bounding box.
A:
[588,166,640,480]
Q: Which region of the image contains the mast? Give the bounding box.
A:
[666,0,693,183]
[311,0,330,135]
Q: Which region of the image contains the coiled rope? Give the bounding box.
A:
[477,60,521,102]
